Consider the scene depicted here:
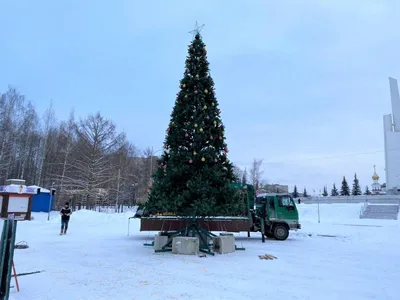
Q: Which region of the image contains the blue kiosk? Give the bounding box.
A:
[29,185,54,213]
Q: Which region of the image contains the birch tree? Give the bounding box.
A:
[0,86,170,209]
[52,110,77,205]
[36,101,56,186]
[249,158,264,190]
[16,103,38,179]
[0,87,30,181]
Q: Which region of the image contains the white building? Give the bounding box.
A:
[383,77,400,194]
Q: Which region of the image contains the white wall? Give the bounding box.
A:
[300,195,400,205]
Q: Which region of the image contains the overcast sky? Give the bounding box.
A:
[1,0,400,194]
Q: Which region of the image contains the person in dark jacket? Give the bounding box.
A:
[60,202,72,235]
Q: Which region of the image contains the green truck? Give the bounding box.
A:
[138,183,301,242]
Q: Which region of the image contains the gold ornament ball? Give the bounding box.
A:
[213,120,217,124]
[199,128,203,132]
[204,89,208,94]
[211,102,215,106]
[201,157,205,162]
[193,151,197,155]
[204,105,207,109]
[196,74,199,78]
[194,124,198,128]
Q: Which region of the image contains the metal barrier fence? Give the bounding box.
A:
[299,195,400,205]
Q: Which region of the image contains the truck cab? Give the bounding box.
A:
[254,193,301,240]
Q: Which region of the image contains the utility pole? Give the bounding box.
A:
[317,194,321,223]
[47,182,55,221]
[115,169,121,213]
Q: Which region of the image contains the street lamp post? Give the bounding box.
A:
[317,190,321,224]
[47,182,55,221]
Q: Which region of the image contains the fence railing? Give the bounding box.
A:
[300,195,400,205]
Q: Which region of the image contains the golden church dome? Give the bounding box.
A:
[372,165,379,181]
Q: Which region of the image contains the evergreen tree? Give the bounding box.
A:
[364,185,372,195]
[322,186,328,197]
[145,31,241,217]
[351,173,362,195]
[331,183,339,196]
[242,168,248,184]
[340,176,350,196]
[292,185,299,198]
[303,188,308,197]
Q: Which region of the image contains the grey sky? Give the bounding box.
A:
[1,0,399,193]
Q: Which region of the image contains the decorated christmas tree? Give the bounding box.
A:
[145,27,242,217]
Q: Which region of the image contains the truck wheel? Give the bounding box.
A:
[273,224,289,240]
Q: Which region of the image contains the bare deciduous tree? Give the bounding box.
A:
[242,168,248,184]
[36,101,56,186]
[232,164,243,182]
[249,158,264,190]
[2,86,253,211]
[69,113,125,208]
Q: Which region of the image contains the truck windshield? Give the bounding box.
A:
[278,195,294,207]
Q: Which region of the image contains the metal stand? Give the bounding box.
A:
[144,218,246,255]
[0,219,18,300]
[127,217,135,236]
[143,219,217,255]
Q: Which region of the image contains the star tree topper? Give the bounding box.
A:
[189,21,205,38]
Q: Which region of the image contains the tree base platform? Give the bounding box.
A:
[143,219,246,255]
[140,216,250,232]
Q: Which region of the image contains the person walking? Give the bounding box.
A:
[60,202,72,235]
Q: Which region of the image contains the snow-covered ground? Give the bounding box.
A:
[4,203,400,300]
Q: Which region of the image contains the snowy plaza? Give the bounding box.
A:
[2,2,400,300]
[5,203,400,300]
